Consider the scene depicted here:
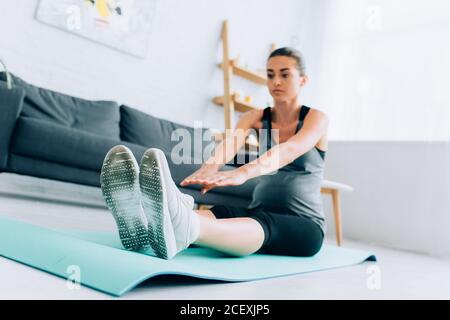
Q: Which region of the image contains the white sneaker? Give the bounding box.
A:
[139,148,200,259]
[100,145,151,252]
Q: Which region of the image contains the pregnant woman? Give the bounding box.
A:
[100,47,329,260]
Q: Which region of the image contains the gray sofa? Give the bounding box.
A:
[0,72,258,207]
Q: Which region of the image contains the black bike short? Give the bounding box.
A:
[209,205,324,257]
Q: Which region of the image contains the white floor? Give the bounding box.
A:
[1,194,450,300]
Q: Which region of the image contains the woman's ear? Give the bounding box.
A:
[300,75,309,87]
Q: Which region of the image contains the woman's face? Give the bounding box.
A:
[266,56,307,103]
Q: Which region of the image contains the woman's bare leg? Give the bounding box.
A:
[196,209,217,219]
[192,209,265,257]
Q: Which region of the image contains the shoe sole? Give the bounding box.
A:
[139,148,177,260]
[100,145,150,252]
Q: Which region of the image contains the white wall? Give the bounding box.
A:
[311,1,450,258]
[0,0,316,131]
[322,141,450,259]
[308,0,450,141]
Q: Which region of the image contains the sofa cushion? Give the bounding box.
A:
[0,81,25,169]
[10,117,134,172]
[6,154,255,206]
[7,154,102,188]
[9,116,256,199]
[120,105,215,162]
[0,72,120,139]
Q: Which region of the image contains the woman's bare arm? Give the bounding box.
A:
[203,109,261,169]
[180,109,261,188]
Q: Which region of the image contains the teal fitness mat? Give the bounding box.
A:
[0,215,376,297]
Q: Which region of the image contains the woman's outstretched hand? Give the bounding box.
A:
[180,164,220,187]
[180,165,248,194]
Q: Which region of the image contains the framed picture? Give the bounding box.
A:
[36,0,154,58]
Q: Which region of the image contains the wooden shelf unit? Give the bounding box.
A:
[218,59,267,85]
[213,20,275,149]
[213,95,260,113]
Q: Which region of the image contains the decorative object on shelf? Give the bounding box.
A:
[233,90,242,101]
[244,95,253,104]
[35,0,155,58]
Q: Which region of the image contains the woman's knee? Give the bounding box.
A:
[300,240,323,257]
[281,233,324,257]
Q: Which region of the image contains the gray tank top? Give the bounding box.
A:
[248,106,327,235]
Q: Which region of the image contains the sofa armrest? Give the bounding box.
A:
[0,83,25,169]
